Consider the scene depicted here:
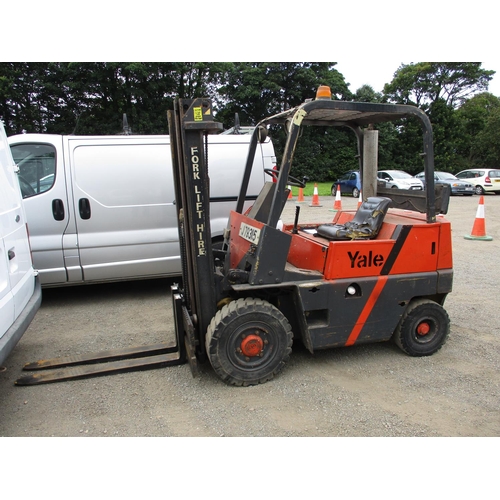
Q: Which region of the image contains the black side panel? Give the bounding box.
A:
[290,272,440,350]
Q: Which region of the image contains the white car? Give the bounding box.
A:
[0,120,41,366]
[455,168,500,195]
[377,170,424,190]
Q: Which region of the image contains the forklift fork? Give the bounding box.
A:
[15,284,197,386]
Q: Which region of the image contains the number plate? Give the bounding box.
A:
[239,222,261,244]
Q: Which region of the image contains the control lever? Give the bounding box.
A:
[292,206,300,234]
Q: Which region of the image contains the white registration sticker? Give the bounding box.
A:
[239,222,261,244]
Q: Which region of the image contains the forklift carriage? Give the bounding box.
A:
[16,87,452,386]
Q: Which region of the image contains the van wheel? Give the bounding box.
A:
[392,299,450,357]
[206,298,293,386]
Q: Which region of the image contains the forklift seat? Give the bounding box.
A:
[316,196,392,240]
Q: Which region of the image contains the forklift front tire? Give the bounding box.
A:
[206,298,293,386]
[392,298,450,357]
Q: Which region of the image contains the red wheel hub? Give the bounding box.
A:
[240,334,264,357]
[417,322,431,335]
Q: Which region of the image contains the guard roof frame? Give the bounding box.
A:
[236,99,436,224]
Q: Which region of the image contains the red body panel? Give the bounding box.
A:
[229,212,265,269]
[285,209,453,280]
[228,207,452,352]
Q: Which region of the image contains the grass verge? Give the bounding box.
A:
[289,182,333,197]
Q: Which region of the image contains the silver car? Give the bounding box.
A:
[415,171,474,196]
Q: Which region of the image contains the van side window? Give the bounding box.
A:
[10,143,56,198]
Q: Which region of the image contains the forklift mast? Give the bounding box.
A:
[167,98,223,368]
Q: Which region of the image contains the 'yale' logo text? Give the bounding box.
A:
[348,250,385,268]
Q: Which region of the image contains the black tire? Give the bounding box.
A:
[392,298,450,357]
[352,187,360,199]
[474,185,484,195]
[331,184,338,196]
[205,298,293,386]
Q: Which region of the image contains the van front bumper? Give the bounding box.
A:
[0,276,42,367]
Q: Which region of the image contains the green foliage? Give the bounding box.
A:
[384,62,498,172]
[0,61,498,179]
[215,62,353,127]
[456,92,500,168]
[384,62,494,108]
[354,84,384,103]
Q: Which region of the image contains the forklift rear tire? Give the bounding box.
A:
[206,298,293,386]
[392,298,450,356]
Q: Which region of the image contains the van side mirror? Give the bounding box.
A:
[257,125,268,143]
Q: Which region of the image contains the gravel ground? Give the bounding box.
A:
[1,193,499,441]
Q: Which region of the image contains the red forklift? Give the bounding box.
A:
[17,86,452,386]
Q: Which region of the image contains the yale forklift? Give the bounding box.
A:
[17,86,452,386]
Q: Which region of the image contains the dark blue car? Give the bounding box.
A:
[332,170,361,198]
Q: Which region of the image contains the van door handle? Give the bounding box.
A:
[52,199,65,221]
[8,249,15,260]
[79,198,91,220]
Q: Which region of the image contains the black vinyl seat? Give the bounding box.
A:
[316,197,392,240]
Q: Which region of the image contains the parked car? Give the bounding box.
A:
[0,120,42,366]
[332,170,361,198]
[415,171,474,196]
[377,170,423,190]
[455,168,500,195]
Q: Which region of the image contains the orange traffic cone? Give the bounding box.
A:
[309,183,322,207]
[357,190,363,208]
[464,196,492,241]
[287,185,293,200]
[297,187,305,203]
[330,184,342,211]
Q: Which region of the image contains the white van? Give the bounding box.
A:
[8,133,276,287]
[0,120,42,366]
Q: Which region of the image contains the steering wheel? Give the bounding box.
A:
[264,168,307,188]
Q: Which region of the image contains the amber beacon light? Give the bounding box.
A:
[316,85,332,99]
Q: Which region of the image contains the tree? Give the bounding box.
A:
[384,62,495,109]
[0,62,232,135]
[354,84,383,103]
[475,107,500,167]
[2,61,495,179]
[216,62,352,127]
[0,62,63,134]
[215,63,354,181]
[383,63,496,172]
[456,92,500,168]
